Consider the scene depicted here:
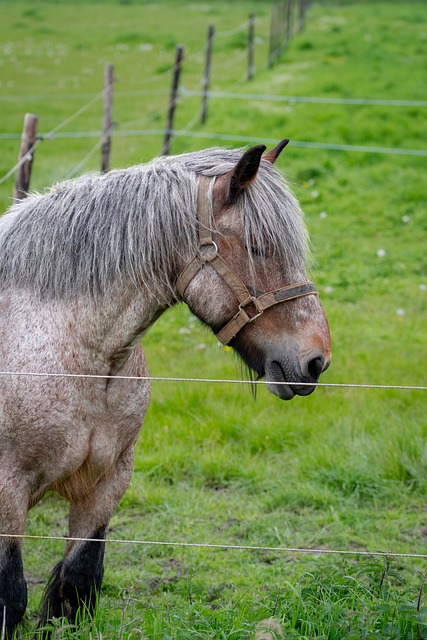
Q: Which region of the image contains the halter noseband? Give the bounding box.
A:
[176,176,318,345]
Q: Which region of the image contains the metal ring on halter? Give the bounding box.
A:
[201,241,219,261]
[239,297,264,323]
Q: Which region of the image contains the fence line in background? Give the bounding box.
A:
[201,25,215,124]
[0,89,106,188]
[64,137,105,180]
[0,90,172,104]
[4,127,427,158]
[215,21,248,39]
[0,371,425,392]
[4,2,427,192]
[95,128,427,158]
[118,104,171,131]
[136,14,258,92]
[13,113,38,201]
[162,45,184,155]
[152,129,427,157]
[100,63,115,173]
[0,532,426,560]
[213,48,249,70]
[0,6,274,187]
[3,128,426,158]
[0,139,41,187]
[42,91,105,140]
[3,90,426,107]
[248,13,255,81]
[179,88,427,108]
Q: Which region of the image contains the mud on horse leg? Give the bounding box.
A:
[38,446,135,634]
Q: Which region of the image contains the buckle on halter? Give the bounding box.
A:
[239,296,264,323]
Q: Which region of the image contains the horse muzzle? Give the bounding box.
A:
[265,351,331,401]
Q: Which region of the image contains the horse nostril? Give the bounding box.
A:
[307,356,324,381]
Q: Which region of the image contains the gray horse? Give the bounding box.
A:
[0,142,331,637]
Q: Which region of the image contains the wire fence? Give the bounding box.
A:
[0,88,106,187]
[0,2,426,604]
[1,532,426,561]
[0,370,425,391]
[6,88,427,108]
[0,366,425,562]
[179,88,427,108]
[3,128,427,159]
[2,4,427,189]
[0,139,41,188]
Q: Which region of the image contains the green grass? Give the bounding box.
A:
[1,0,427,638]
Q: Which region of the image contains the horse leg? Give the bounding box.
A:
[0,481,28,638]
[38,445,134,632]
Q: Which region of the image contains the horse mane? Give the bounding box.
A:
[0,148,309,300]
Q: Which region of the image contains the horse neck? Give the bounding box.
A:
[62,279,175,367]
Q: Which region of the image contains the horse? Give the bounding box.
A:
[0,141,331,637]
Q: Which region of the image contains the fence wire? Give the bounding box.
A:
[64,137,105,180]
[0,140,41,188]
[3,89,426,107]
[0,532,426,561]
[3,128,426,158]
[1,8,425,576]
[0,371,425,391]
[179,88,427,108]
[0,90,105,186]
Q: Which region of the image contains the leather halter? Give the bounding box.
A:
[176,176,318,345]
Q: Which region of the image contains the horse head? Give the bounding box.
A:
[178,142,331,400]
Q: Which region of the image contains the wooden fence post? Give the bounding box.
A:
[276,0,287,53]
[162,44,184,156]
[247,13,255,81]
[298,0,306,31]
[14,113,38,201]
[286,0,293,45]
[201,25,214,125]
[268,4,278,67]
[101,63,114,173]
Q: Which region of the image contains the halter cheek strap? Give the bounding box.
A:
[176,176,317,345]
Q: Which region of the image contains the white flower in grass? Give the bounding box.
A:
[324,286,333,294]
[311,190,319,199]
[195,343,207,350]
[377,248,386,258]
[402,215,411,223]
[319,211,328,219]
[419,284,427,291]
[396,308,405,316]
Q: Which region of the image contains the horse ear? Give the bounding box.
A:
[215,145,266,205]
[263,138,290,164]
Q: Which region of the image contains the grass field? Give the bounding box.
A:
[1,0,427,638]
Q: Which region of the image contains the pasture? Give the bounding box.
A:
[0,0,426,637]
